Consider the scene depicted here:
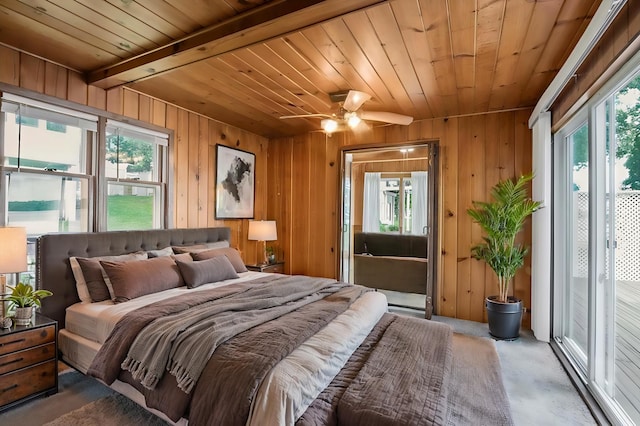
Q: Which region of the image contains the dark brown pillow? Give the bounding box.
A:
[101,256,184,303]
[74,251,148,302]
[191,247,248,273]
[76,258,111,302]
[171,253,193,263]
[175,256,239,288]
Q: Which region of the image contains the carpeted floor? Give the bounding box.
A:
[43,393,170,426]
[431,314,597,426]
[0,313,596,426]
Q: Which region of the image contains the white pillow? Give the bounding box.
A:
[146,246,174,258]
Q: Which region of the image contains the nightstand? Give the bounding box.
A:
[0,314,58,411]
[245,261,285,273]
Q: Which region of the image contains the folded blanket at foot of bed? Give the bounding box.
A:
[298,313,454,426]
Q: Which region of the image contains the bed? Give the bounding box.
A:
[36,227,513,426]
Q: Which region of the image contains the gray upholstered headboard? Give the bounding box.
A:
[35,227,231,328]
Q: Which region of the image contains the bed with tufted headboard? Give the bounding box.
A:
[36,227,231,329]
[34,226,512,426]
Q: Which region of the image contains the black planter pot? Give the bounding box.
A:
[486,296,523,340]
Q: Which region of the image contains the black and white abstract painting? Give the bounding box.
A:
[215,144,255,219]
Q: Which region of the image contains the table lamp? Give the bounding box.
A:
[0,227,28,319]
[248,220,277,265]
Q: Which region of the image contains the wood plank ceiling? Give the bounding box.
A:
[0,0,601,138]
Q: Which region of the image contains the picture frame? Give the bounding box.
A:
[215,144,255,219]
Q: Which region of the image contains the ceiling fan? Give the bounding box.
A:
[280,90,413,134]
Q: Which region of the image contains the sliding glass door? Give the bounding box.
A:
[556,120,590,373]
[554,70,640,425]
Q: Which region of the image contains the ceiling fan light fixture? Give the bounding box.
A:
[345,112,361,128]
[321,119,338,133]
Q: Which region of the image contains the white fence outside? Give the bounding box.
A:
[573,191,640,282]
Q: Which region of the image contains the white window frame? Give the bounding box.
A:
[0,90,172,234]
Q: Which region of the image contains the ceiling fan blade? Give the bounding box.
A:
[279,113,334,119]
[343,90,371,111]
[359,110,413,125]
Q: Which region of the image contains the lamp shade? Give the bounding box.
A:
[0,227,28,273]
[248,220,277,241]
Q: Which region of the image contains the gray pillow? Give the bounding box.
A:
[101,256,184,303]
[191,247,247,273]
[175,255,239,288]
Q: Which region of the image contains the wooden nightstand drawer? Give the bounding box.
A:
[0,325,55,357]
[264,263,284,273]
[0,342,56,375]
[246,262,285,273]
[0,359,56,406]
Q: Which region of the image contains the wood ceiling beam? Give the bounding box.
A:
[87,0,387,89]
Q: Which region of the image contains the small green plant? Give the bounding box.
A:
[467,174,541,303]
[266,245,276,263]
[7,282,53,308]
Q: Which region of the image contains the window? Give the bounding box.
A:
[15,115,37,127]
[46,121,66,133]
[0,93,170,238]
[1,95,95,236]
[379,176,410,233]
[369,173,427,235]
[105,121,167,230]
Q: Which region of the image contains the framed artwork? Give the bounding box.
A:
[215,144,255,219]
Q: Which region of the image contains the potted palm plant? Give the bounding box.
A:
[7,282,53,326]
[467,174,541,340]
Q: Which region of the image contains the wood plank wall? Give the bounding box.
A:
[0,46,536,325]
[268,110,534,326]
[0,46,270,265]
[552,0,640,127]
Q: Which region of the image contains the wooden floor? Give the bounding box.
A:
[568,278,640,423]
[615,280,640,423]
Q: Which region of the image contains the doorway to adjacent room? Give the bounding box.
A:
[339,142,438,316]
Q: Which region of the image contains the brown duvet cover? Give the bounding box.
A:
[88,274,461,425]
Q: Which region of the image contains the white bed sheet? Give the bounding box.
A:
[248,290,387,426]
[59,276,388,425]
[65,271,266,344]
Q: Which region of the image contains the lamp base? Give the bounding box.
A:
[257,240,268,266]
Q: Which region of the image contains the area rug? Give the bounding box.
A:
[43,393,170,426]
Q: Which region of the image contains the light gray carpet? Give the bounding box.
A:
[431,314,597,426]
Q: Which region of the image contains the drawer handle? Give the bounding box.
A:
[1,384,18,393]
[0,338,26,347]
[0,357,23,368]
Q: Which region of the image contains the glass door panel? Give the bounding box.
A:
[565,122,590,372]
[608,78,640,423]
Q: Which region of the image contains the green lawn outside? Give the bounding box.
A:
[107,195,154,230]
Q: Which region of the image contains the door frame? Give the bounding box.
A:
[337,140,440,317]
